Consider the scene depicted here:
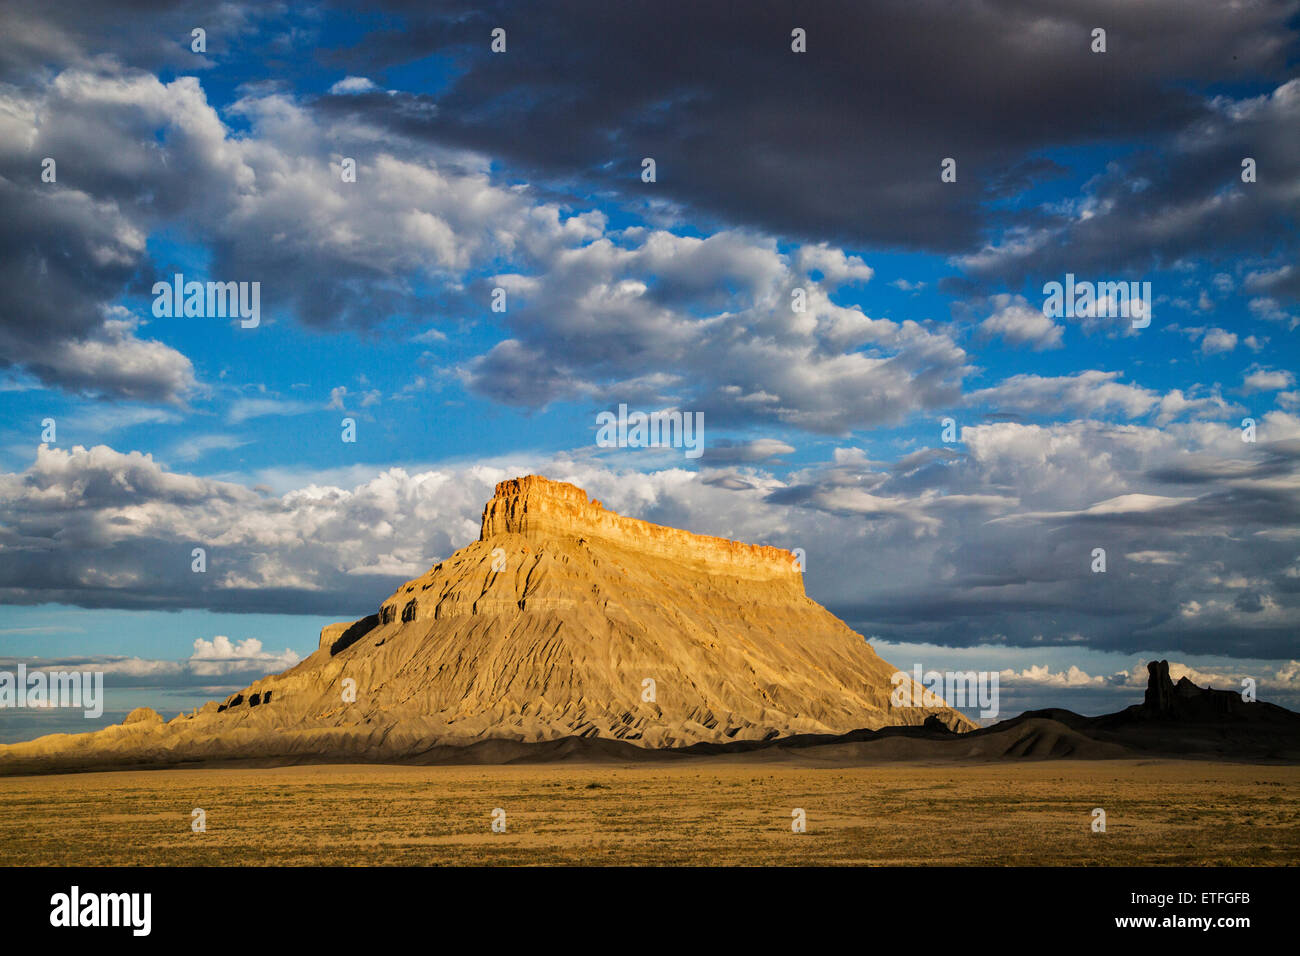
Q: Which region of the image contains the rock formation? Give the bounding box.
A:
[1134,659,1298,724]
[1143,659,1177,713]
[0,475,974,772]
[1006,660,1300,759]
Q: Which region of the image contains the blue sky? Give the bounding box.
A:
[0,0,1298,735]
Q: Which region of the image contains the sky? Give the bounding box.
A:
[0,0,1298,738]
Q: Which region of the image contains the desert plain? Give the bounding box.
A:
[0,757,1295,866]
[4,482,1296,867]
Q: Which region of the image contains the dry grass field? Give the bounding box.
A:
[0,758,1296,866]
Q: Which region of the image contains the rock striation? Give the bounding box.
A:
[0,475,974,772]
[479,475,797,579]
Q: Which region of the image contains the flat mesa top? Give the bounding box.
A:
[481,475,801,577]
[490,474,595,505]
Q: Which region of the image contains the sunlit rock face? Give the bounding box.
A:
[0,475,973,772]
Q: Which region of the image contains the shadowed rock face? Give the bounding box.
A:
[1144,660,1177,713]
[1138,659,1298,725]
[1005,660,1300,760]
[0,475,974,772]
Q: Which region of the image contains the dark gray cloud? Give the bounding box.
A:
[0,49,974,426]
[0,0,1295,672]
[0,172,196,401]
[0,0,264,80]
[959,78,1300,289]
[700,439,795,464]
[781,418,1300,658]
[0,444,481,616]
[0,57,584,396]
[0,64,232,400]
[324,0,1299,283]
[3,0,1294,409]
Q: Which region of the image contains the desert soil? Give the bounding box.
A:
[0,758,1295,866]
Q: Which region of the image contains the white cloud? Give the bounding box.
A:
[188,635,298,676]
[1199,328,1237,354]
[1248,297,1299,329]
[1000,659,1300,693]
[978,294,1064,350]
[227,396,318,424]
[329,76,378,94]
[467,229,971,432]
[967,370,1156,419]
[1243,367,1295,394]
[170,434,249,463]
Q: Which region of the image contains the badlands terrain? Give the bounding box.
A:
[2,476,1297,866]
[0,476,971,775]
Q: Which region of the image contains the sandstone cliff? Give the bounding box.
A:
[0,475,974,772]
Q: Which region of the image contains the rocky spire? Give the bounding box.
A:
[1143,659,1176,714]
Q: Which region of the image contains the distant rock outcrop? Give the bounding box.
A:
[1136,658,1298,724]
[1143,659,1177,713]
[0,475,973,773]
[1001,659,1300,760]
[122,707,162,725]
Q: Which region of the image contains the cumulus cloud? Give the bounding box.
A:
[0,635,299,690]
[0,62,267,399]
[187,635,299,676]
[1000,659,1300,694]
[979,657,1300,715]
[0,171,195,400]
[2,423,1298,660]
[465,229,971,432]
[1243,366,1295,394]
[978,294,1064,350]
[1199,328,1238,354]
[2,56,978,433]
[328,76,377,95]
[0,2,1294,675]
[999,664,1107,688]
[1154,387,1246,426]
[1248,296,1299,329]
[967,370,1157,419]
[0,443,508,614]
[777,416,1300,657]
[966,371,1245,427]
[0,57,609,398]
